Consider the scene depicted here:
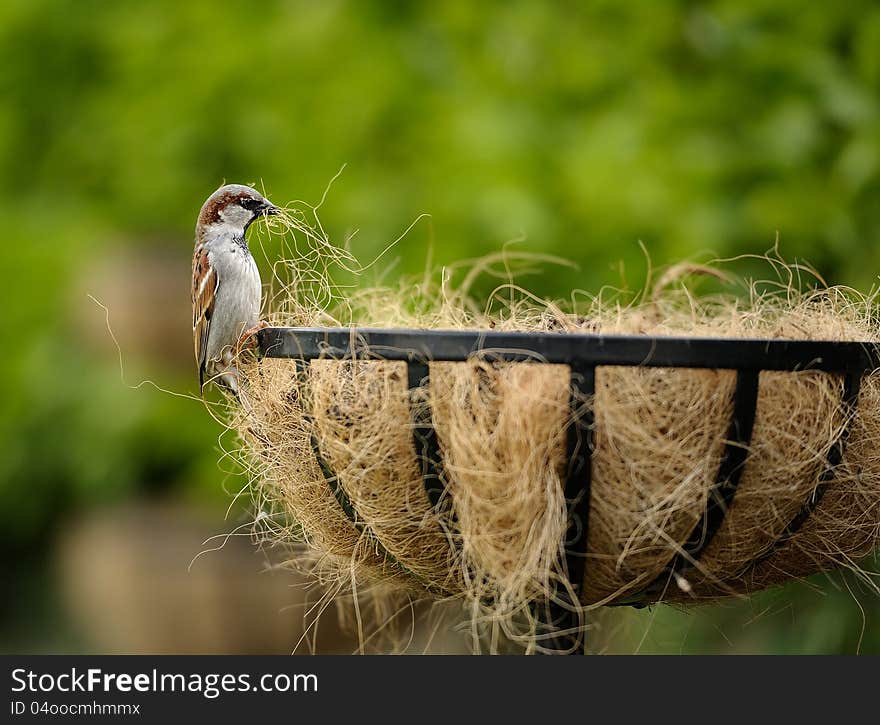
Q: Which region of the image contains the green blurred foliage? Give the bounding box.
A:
[605,573,880,654]
[0,0,878,652]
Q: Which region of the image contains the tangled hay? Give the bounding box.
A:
[224,204,880,652]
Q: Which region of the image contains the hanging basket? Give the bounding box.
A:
[242,326,880,652]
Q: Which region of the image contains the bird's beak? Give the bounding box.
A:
[262,202,281,217]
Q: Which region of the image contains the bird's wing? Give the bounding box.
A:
[192,243,218,390]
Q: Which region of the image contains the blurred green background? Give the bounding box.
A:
[1,0,878,654]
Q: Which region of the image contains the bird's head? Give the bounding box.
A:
[197,184,280,239]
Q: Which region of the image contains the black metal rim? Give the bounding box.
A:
[257,326,880,654]
[259,326,880,371]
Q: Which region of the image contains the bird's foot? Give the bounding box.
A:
[236,320,270,356]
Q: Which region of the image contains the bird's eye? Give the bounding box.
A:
[240,197,262,212]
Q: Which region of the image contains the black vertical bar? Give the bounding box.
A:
[620,368,760,605]
[563,365,595,603]
[540,364,595,654]
[768,369,863,546]
[304,360,446,593]
[296,362,366,522]
[680,368,760,560]
[406,362,447,512]
[308,431,361,527]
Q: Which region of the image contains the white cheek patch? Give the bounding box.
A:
[219,205,251,227]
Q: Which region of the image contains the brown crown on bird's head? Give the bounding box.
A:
[197,183,280,233]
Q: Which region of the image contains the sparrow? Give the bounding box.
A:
[192,183,279,393]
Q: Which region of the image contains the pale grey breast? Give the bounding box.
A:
[204,237,262,362]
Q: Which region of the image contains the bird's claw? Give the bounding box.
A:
[236,320,270,356]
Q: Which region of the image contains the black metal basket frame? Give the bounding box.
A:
[257,326,880,653]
